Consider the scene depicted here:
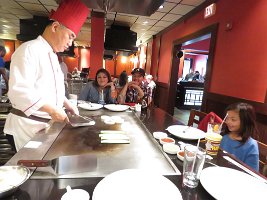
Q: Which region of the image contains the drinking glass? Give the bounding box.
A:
[183,145,206,188]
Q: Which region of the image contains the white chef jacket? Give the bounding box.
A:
[4,36,66,151]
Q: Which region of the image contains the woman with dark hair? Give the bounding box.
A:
[220,102,259,171]
[79,68,117,104]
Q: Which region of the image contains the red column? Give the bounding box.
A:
[90,11,105,78]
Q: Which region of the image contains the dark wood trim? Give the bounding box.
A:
[205,92,267,115]
[201,23,219,111]
[91,11,105,18]
[155,81,168,89]
[154,81,169,108]
[167,23,218,115]
[167,44,182,115]
[155,35,162,81]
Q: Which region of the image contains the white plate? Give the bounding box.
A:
[200,167,267,200]
[0,166,30,194]
[166,125,206,140]
[78,103,103,111]
[104,104,129,112]
[92,169,182,200]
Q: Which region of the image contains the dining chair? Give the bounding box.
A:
[257,140,267,177]
[187,109,208,127]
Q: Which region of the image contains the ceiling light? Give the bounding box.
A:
[159,5,164,9]
[143,21,148,24]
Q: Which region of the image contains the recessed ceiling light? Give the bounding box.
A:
[159,5,164,9]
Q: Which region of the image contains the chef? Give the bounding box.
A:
[4,0,89,151]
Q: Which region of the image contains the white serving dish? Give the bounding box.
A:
[159,137,175,145]
[153,131,167,140]
[177,150,185,161]
[163,143,180,154]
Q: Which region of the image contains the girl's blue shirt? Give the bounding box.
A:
[220,134,259,171]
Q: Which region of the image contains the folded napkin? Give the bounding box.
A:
[198,112,222,132]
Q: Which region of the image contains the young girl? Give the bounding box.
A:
[220,102,259,171]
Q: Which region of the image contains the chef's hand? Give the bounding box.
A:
[64,98,79,115]
[49,108,69,123]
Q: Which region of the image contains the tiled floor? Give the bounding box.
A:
[173,108,190,125]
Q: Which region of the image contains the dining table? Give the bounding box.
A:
[3,106,267,200]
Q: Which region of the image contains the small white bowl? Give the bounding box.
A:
[153,131,167,140]
[177,150,185,161]
[159,137,175,145]
[163,143,180,154]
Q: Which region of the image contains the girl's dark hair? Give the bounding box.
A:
[119,71,128,86]
[225,102,258,143]
[94,68,112,87]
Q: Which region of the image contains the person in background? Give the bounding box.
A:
[4,0,89,151]
[58,55,69,98]
[192,71,204,82]
[145,74,156,90]
[79,68,117,104]
[0,46,9,95]
[118,68,152,106]
[220,102,259,171]
[184,70,195,81]
[115,70,128,94]
[72,67,81,78]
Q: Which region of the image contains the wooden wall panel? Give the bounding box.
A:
[154,82,169,111]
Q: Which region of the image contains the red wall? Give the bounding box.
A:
[65,48,79,73]
[153,0,267,102]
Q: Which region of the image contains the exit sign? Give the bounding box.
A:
[204,3,216,19]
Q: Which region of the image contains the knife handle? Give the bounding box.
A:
[17,160,51,167]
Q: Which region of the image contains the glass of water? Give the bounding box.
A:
[98,89,105,105]
[183,145,206,188]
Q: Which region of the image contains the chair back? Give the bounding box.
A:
[257,140,267,176]
[187,109,208,127]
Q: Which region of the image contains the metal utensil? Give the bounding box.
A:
[182,126,192,133]
[17,154,97,175]
[69,114,95,127]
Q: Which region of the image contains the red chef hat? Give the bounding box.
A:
[49,0,89,36]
